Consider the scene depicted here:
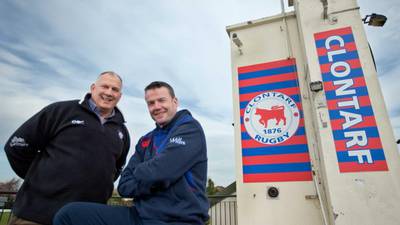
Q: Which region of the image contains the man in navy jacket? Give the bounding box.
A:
[54,81,209,225]
[5,71,130,225]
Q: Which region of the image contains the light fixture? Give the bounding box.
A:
[310,81,323,92]
[232,33,243,55]
[362,13,387,27]
[232,33,242,48]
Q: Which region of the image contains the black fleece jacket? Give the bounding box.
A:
[4,94,130,225]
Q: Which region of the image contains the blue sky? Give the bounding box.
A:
[0,0,399,187]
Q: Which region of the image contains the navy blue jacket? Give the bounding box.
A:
[4,94,130,225]
[118,110,209,225]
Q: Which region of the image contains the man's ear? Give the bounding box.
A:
[90,83,95,92]
[174,97,179,106]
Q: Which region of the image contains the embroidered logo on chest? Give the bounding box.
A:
[118,130,124,140]
[141,138,150,148]
[169,137,186,146]
[71,119,85,125]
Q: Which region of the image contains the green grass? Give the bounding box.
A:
[0,211,11,225]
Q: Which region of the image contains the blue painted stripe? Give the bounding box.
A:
[239,80,299,95]
[243,162,311,174]
[328,106,374,120]
[315,34,354,48]
[239,94,300,109]
[241,132,250,140]
[325,86,369,99]
[239,101,249,109]
[238,66,296,80]
[241,127,306,140]
[321,68,364,82]
[332,126,380,140]
[242,144,309,156]
[318,50,359,64]
[336,149,386,162]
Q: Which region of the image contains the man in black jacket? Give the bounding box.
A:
[4,71,130,225]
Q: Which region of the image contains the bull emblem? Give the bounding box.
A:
[255,105,286,128]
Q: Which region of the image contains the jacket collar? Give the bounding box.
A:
[79,93,126,123]
[155,109,191,130]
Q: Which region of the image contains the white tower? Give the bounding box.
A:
[227,1,400,224]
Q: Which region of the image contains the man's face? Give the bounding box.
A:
[145,87,178,127]
[90,74,122,115]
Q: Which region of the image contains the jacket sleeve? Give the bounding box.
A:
[117,139,154,198]
[4,105,54,178]
[132,122,206,187]
[113,125,130,181]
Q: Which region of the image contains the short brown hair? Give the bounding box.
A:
[145,81,175,98]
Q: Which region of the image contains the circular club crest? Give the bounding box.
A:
[244,91,300,145]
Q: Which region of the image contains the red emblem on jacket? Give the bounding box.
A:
[141,138,150,148]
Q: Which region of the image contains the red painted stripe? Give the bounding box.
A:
[323,77,367,91]
[239,87,301,102]
[316,42,357,56]
[326,95,371,110]
[319,59,361,74]
[339,160,388,172]
[330,115,377,130]
[240,109,244,118]
[334,137,383,151]
[241,119,305,132]
[239,72,297,87]
[238,58,296,74]
[314,27,352,40]
[241,135,308,148]
[243,171,312,182]
[242,153,310,165]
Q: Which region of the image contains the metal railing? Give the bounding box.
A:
[0,192,237,225]
[0,191,16,225]
[208,195,237,225]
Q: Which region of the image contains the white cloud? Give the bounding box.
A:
[379,64,400,115]
[0,48,30,67]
